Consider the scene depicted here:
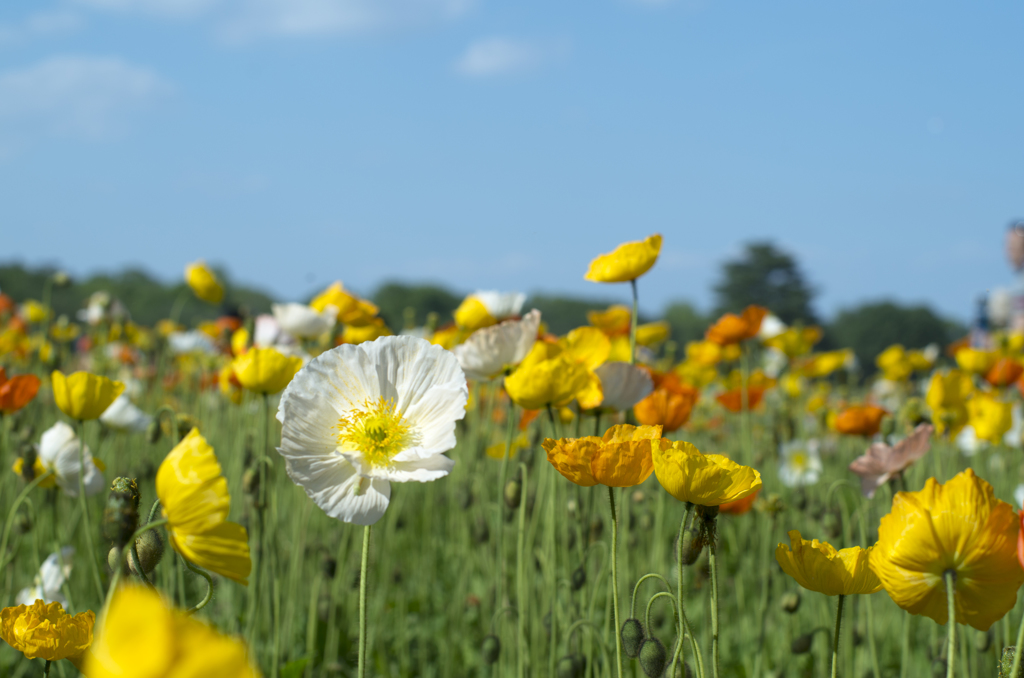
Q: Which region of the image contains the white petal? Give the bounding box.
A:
[38,422,76,465]
[595,362,653,411]
[167,330,217,355]
[100,395,153,432]
[39,547,74,595]
[284,456,390,525]
[348,451,455,482]
[474,290,526,319]
[454,310,541,381]
[272,303,336,339]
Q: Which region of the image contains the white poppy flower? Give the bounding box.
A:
[1015,484,1024,511]
[100,394,153,432]
[594,362,653,410]
[1005,403,1024,448]
[277,336,468,526]
[167,330,217,355]
[272,303,337,339]
[473,291,526,320]
[757,314,787,341]
[15,547,75,606]
[956,425,985,456]
[454,310,541,381]
[778,439,822,487]
[38,422,105,497]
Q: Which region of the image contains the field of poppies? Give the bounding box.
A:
[1,234,1023,678]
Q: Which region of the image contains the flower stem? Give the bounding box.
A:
[708,512,721,678]
[629,280,638,365]
[182,557,214,615]
[1009,599,1024,678]
[946,570,956,678]
[76,420,105,601]
[358,524,371,678]
[831,594,845,678]
[751,511,775,678]
[44,660,51,676]
[608,486,624,678]
[0,471,54,574]
[740,344,752,465]
[496,401,516,611]
[516,462,529,678]
[669,505,696,678]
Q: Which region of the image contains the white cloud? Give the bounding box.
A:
[455,37,547,78]
[0,56,172,140]
[0,11,84,46]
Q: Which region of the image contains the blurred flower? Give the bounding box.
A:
[955,425,984,456]
[757,314,787,341]
[716,385,767,413]
[584,234,662,283]
[588,305,632,336]
[156,428,251,585]
[16,547,75,607]
[310,282,379,327]
[85,586,256,678]
[20,300,49,324]
[486,432,530,460]
[156,319,184,337]
[634,370,699,432]
[454,291,526,331]
[52,371,125,421]
[218,364,244,405]
[593,362,653,410]
[167,330,218,356]
[967,392,1013,444]
[985,357,1023,388]
[504,341,594,411]
[544,424,660,487]
[635,321,670,346]
[798,349,854,378]
[876,345,914,382]
[778,439,822,488]
[272,303,336,339]
[1005,403,1024,448]
[764,325,822,358]
[1015,484,1024,510]
[848,424,933,498]
[653,441,762,506]
[955,347,997,375]
[99,394,152,433]
[833,404,887,437]
[77,291,110,326]
[719,487,760,515]
[342,318,393,345]
[11,422,105,497]
[184,260,224,305]
[869,469,1024,631]
[685,340,722,366]
[776,531,881,596]
[277,336,467,526]
[0,600,93,669]
[454,310,541,381]
[0,367,40,414]
[705,305,768,346]
[232,347,303,395]
[926,369,973,436]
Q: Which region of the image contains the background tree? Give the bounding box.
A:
[662,301,708,347]
[372,282,462,330]
[713,242,817,324]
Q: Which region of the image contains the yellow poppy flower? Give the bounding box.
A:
[588,305,632,336]
[454,296,495,331]
[674,359,718,389]
[184,260,224,305]
[558,327,611,370]
[876,345,914,382]
[20,300,49,324]
[798,350,853,378]
[428,325,465,350]
[156,429,251,585]
[231,347,303,395]
[967,393,1012,443]
[775,530,882,596]
[635,321,670,347]
[868,469,1024,631]
[543,424,661,487]
[342,319,393,345]
[584,234,663,283]
[503,342,593,411]
[453,291,525,331]
[925,370,973,436]
[0,600,94,668]
[51,370,125,421]
[86,586,257,678]
[955,347,997,375]
[652,440,762,506]
[764,326,822,358]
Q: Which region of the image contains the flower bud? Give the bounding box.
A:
[975,629,991,653]
[321,555,337,580]
[481,635,500,664]
[242,468,260,498]
[570,566,586,592]
[17,447,37,483]
[504,479,522,509]
[779,591,801,614]
[673,661,694,678]
[791,633,814,655]
[999,646,1021,677]
[639,637,668,678]
[107,546,128,576]
[146,419,162,444]
[103,479,140,549]
[556,655,578,678]
[621,618,645,659]
[130,529,165,576]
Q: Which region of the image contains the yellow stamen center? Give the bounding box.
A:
[336,397,412,469]
[790,452,807,470]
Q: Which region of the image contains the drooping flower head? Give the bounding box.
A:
[454,309,541,381]
[653,441,762,506]
[776,531,882,596]
[0,367,40,414]
[231,347,304,395]
[543,424,661,488]
[869,469,1024,630]
[584,234,662,283]
[705,305,768,346]
[184,260,224,305]
[833,404,887,437]
[0,600,93,669]
[848,424,933,498]
[156,429,251,585]
[52,371,124,421]
[277,336,468,526]
[454,291,526,331]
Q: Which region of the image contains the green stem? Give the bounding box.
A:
[669,505,696,678]
[629,280,638,366]
[1009,599,1024,678]
[644,592,678,637]
[0,471,55,573]
[516,462,528,678]
[831,595,845,678]
[609,486,623,678]
[44,660,51,676]
[946,570,956,678]
[496,400,516,612]
[358,524,371,678]
[76,421,105,601]
[740,344,752,465]
[304,573,323,678]
[751,512,775,678]
[182,557,214,615]
[629,573,673,618]
[709,517,720,678]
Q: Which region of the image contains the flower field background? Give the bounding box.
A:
[1,237,1022,678]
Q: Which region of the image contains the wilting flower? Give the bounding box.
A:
[51,371,125,421]
[16,547,75,607]
[705,305,768,346]
[593,362,653,410]
[584,234,663,283]
[272,303,336,339]
[634,371,699,432]
[232,347,303,395]
[869,469,1024,630]
[848,424,933,498]
[86,586,256,678]
[543,424,660,487]
[776,531,881,596]
[833,404,887,437]
[12,422,105,497]
[184,260,224,305]
[504,341,593,411]
[653,441,762,506]
[277,336,467,526]
[0,600,93,668]
[967,392,1013,443]
[926,369,973,436]
[454,310,541,381]
[454,291,526,331]
[955,348,997,375]
[985,357,1023,388]
[100,394,153,433]
[0,367,40,413]
[156,429,251,585]
[778,439,822,488]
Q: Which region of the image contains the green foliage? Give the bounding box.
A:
[662,301,708,347]
[524,294,621,336]
[372,282,463,331]
[713,242,817,324]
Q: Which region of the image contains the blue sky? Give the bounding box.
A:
[1,0,1021,321]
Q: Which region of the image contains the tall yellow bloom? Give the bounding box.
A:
[86,586,257,678]
[0,600,93,669]
[231,347,303,395]
[504,341,593,411]
[184,260,224,304]
[966,392,1013,443]
[543,424,661,487]
[775,530,881,596]
[869,469,1024,631]
[954,348,997,375]
[588,305,632,336]
[925,369,973,436]
[652,441,761,506]
[764,326,822,358]
[51,371,124,421]
[584,234,662,283]
[156,429,251,585]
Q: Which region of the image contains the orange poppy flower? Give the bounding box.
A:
[519,408,541,431]
[986,358,1024,388]
[720,486,760,515]
[834,404,887,436]
[0,368,41,414]
[0,294,14,315]
[716,386,766,413]
[634,371,699,432]
[543,424,661,487]
[705,305,768,346]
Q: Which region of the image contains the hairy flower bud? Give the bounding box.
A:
[791,633,814,655]
[481,635,500,665]
[571,566,586,592]
[639,638,668,678]
[621,618,645,659]
[504,479,522,509]
[130,529,165,576]
[779,591,801,614]
[103,479,140,549]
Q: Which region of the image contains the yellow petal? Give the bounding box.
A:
[584,234,663,283]
[51,370,125,421]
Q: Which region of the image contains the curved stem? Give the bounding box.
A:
[358,525,371,678]
[644,591,678,635]
[182,557,214,615]
[946,570,956,678]
[0,471,54,571]
[1009,599,1024,678]
[831,595,845,678]
[669,505,697,678]
[609,486,623,678]
[630,573,673,618]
